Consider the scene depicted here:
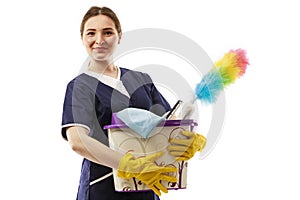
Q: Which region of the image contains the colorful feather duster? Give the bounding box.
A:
[195,48,249,104]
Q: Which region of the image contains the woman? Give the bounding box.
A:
[61,6,177,200]
[61,6,205,200]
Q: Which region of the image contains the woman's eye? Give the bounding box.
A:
[87,32,95,36]
[104,31,113,36]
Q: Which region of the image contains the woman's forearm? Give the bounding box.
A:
[66,126,123,169]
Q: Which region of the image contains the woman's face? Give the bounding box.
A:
[82,14,121,63]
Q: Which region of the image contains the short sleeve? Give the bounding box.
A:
[61,78,96,140]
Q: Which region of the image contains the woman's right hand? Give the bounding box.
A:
[117,151,177,196]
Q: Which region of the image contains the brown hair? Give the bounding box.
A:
[80,6,122,38]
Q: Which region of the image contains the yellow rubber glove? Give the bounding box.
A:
[168,130,206,161]
[117,151,177,196]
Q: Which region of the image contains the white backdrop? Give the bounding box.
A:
[1,0,299,199]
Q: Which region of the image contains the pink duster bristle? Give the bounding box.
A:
[230,48,249,77]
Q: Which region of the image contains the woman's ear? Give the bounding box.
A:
[81,35,84,45]
[118,33,122,44]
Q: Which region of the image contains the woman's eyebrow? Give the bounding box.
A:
[85,28,96,32]
[102,27,114,31]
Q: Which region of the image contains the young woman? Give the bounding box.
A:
[61,6,176,200]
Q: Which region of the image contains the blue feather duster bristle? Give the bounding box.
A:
[195,68,224,104]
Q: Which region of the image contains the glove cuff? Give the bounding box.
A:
[195,134,207,152]
[117,153,135,178]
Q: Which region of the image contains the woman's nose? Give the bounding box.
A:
[95,33,105,45]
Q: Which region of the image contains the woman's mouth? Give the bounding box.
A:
[93,47,107,52]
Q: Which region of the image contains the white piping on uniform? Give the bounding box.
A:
[89,172,113,186]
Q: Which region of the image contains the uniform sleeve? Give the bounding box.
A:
[61,79,95,140]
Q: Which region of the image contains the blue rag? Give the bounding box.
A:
[116,108,165,138]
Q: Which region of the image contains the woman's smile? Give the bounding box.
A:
[93,47,107,52]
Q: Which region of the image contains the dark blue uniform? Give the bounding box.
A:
[61,67,171,200]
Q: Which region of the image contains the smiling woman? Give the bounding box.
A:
[61,6,177,200]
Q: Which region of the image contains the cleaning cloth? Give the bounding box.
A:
[116,108,165,138]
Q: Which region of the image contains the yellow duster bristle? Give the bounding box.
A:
[214,51,241,86]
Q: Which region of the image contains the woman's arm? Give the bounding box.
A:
[66,124,178,196]
[66,126,123,169]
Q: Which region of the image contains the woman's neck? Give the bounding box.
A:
[88,60,118,78]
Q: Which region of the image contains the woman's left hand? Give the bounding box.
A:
[168,131,206,161]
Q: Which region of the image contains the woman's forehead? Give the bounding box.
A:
[84,14,116,30]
